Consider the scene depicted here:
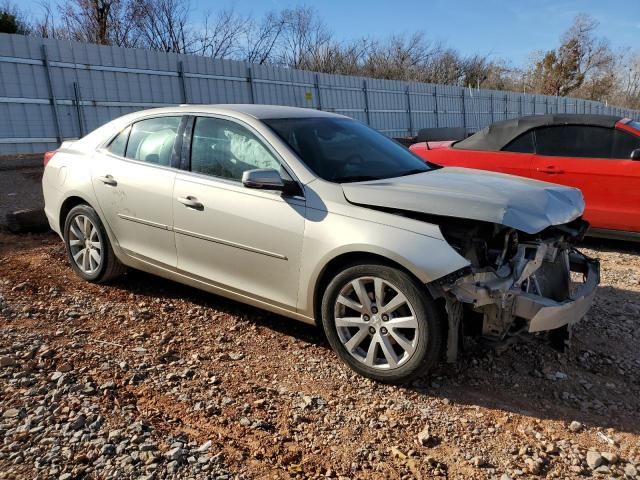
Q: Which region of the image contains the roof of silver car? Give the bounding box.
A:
[174,104,344,119]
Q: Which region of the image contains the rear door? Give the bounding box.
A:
[92,115,184,268]
[530,125,640,232]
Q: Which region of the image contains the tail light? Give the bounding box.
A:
[43,150,57,167]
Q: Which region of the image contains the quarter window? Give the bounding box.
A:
[534,125,613,158]
[107,125,131,157]
[502,131,535,153]
[125,116,181,166]
[191,117,282,182]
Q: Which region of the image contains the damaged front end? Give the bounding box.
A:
[429,217,600,361]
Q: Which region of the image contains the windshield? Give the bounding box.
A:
[264,117,432,182]
[627,120,640,132]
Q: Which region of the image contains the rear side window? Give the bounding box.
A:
[107,126,131,157]
[125,117,181,166]
[534,125,613,158]
[502,131,535,153]
[612,129,640,159]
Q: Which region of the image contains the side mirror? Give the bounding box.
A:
[242,168,284,191]
[631,149,640,161]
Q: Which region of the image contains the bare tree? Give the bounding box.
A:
[31,1,65,38]
[241,11,287,64]
[194,8,248,58]
[60,0,139,46]
[275,6,333,69]
[130,0,193,52]
[361,33,443,81]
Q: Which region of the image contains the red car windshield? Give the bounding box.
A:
[626,120,640,133]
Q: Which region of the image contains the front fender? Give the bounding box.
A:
[297,209,470,319]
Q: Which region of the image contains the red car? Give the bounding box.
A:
[410,114,640,239]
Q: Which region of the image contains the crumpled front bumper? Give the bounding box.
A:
[514,251,600,332]
[444,245,600,337]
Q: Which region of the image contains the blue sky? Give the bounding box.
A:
[22,0,640,67]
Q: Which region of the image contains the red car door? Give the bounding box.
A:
[530,124,640,233]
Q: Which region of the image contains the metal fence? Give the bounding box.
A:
[1,32,639,154]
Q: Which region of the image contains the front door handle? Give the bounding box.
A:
[177,196,204,211]
[97,174,117,186]
[537,166,565,174]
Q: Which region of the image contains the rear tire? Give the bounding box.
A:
[63,204,126,283]
[321,263,443,384]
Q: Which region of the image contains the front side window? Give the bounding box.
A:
[125,116,181,166]
[502,131,535,154]
[534,125,613,158]
[264,117,431,182]
[190,117,282,182]
[612,129,640,159]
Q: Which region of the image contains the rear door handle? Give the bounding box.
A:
[97,175,117,186]
[177,196,204,211]
[537,166,564,174]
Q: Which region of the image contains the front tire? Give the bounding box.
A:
[63,204,125,283]
[321,263,443,384]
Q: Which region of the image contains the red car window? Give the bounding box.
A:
[534,125,613,158]
[612,129,640,159]
[502,131,535,154]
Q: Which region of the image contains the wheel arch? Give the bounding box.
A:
[59,195,94,231]
[311,251,429,326]
[58,195,118,250]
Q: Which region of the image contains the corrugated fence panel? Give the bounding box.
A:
[1,32,639,153]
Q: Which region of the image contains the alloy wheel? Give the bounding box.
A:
[334,276,419,370]
[68,214,102,275]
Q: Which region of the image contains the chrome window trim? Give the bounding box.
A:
[184,112,305,196]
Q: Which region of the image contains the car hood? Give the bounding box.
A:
[341,167,585,234]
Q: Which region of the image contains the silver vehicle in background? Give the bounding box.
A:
[42,105,599,383]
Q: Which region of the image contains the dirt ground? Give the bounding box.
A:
[0,231,639,479]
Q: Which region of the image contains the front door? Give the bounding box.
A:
[173,115,305,311]
[531,125,640,232]
[91,116,183,267]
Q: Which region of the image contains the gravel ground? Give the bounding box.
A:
[0,232,639,479]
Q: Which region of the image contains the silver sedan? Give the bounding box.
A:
[42,105,599,383]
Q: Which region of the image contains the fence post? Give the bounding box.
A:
[504,93,508,119]
[490,92,495,123]
[405,86,413,136]
[314,73,322,110]
[73,82,84,137]
[363,79,371,125]
[178,60,188,104]
[461,88,467,133]
[41,44,62,143]
[247,66,256,104]
[519,94,523,116]
[434,88,440,128]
